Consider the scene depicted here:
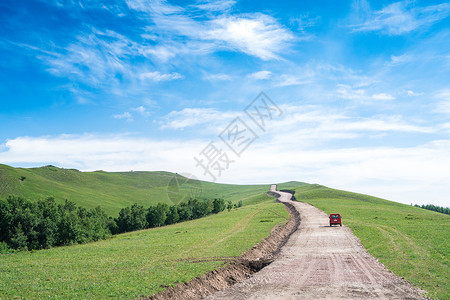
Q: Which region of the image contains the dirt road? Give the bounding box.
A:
[206,185,425,300]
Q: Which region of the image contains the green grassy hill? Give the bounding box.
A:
[0,194,288,299]
[0,164,306,215]
[294,184,449,299]
[1,164,447,298]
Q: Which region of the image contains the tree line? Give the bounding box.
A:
[0,196,111,252]
[110,198,241,234]
[414,204,450,215]
[0,196,241,252]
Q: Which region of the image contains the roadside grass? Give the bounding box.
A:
[0,194,288,299]
[294,184,449,300]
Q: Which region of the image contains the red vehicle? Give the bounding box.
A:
[329,214,342,227]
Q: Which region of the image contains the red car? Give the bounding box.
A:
[329,214,342,227]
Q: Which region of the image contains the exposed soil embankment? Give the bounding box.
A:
[143,196,300,300]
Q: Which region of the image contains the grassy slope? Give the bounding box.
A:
[2,163,446,298]
[0,194,288,299]
[0,164,303,215]
[294,184,449,300]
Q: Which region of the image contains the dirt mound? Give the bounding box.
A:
[142,199,300,300]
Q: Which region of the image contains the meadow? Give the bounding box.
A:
[294,184,450,299]
[1,164,447,299]
[0,164,286,215]
[0,194,288,299]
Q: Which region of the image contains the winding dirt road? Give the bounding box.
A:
[206,185,425,300]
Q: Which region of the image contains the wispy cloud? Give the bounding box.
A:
[29,0,294,101]
[113,112,133,122]
[337,84,395,102]
[350,1,450,35]
[132,106,151,116]
[128,0,294,61]
[434,89,450,115]
[248,70,271,80]
[372,93,395,101]
[45,29,136,86]
[267,105,435,149]
[205,14,294,60]
[203,73,233,81]
[193,0,236,12]
[138,71,183,82]
[160,107,239,130]
[274,74,312,87]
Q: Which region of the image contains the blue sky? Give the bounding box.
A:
[1,0,449,206]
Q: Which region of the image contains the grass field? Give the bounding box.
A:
[0,164,301,215]
[0,194,288,299]
[294,184,450,299]
[2,163,447,299]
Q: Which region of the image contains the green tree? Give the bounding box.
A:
[212,198,226,214]
[0,199,12,242]
[226,200,233,212]
[177,202,192,221]
[147,203,169,227]
[165,205,180,225]
[57,210,81,245]
[129,203,148,231]
[36,217,56,248]
[10,224,28,251]
[191,199,213,219]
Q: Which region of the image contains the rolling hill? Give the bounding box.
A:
[0,164,447,298]
[0,164,307,215]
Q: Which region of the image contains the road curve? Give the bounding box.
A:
[206,185,425,300]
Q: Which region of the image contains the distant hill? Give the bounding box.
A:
[0,164,307,215]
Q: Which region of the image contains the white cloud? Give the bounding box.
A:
[1,132,449,207]
[30,0,294,100]
[206,14,294,60]
[0,134,201,173]
[436,89,450,100]
[350,1,450,35]
[337,84,395,102]
[289,13,321,33]
[127,1,294,61]
[337,84,366,100]
[132,106,151,116]
[138,71,183,82]
[126,0,183,14]
[389,54,413,65]
[275,74,311,87]
[248,70,271,80]
[194,0,236,12]
[434,90,450,115]
[140,45,177,62]
[45,29,136,86]
[436,101,450,115]
[222,139,450,207]
[113,112,133,122]
[204,73,233,81]
[267,105,435,149]
[160,107,239,130]
[372,93,395,101]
